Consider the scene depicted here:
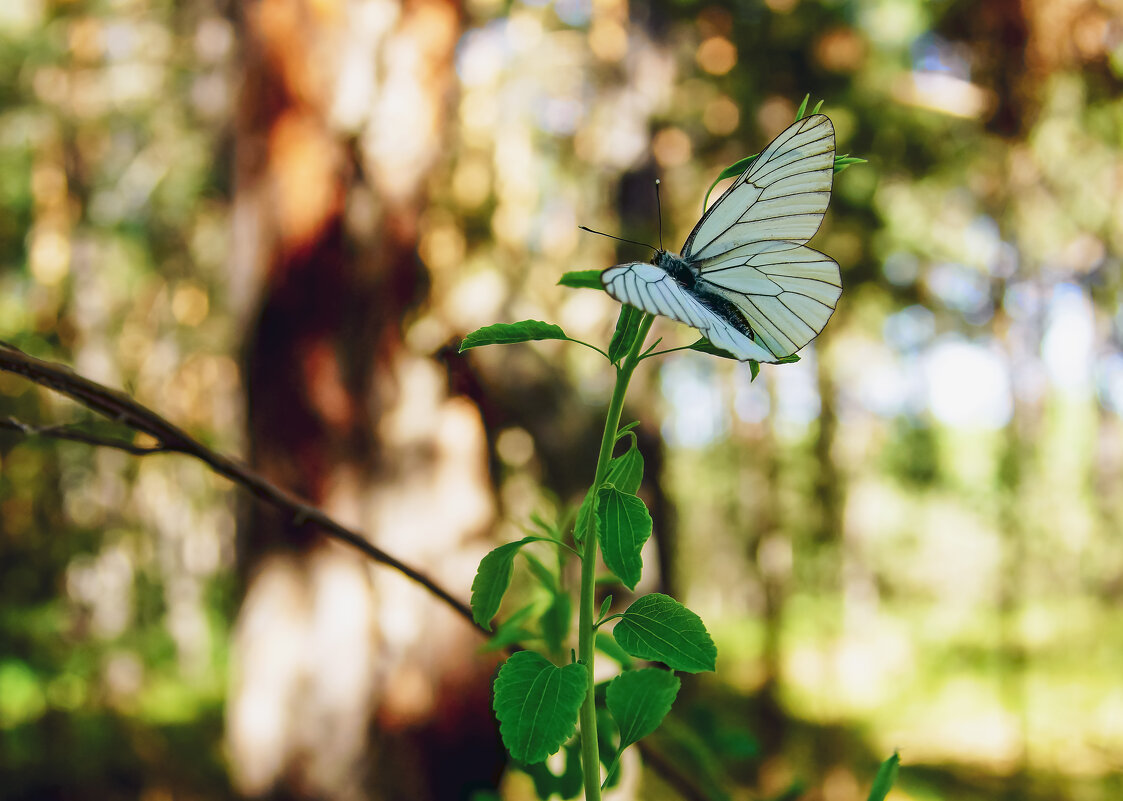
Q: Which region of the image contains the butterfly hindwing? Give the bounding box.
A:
[699,241,841,358]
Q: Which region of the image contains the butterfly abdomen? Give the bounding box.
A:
[652,250,758,342]
[693,287,757,341]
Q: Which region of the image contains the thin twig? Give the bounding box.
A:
[0,417,169,455]
[0,344,477,629]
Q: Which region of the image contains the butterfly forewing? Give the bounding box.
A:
[683,115,835,262]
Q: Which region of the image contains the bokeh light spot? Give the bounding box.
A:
[652,127,692,168]
[696,37,737,76]
[703,96,740,135]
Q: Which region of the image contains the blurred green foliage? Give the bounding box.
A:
[3,0,1123,798]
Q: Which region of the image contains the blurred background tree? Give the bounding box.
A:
[2,0,1122,799]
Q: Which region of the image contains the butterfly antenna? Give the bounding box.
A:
[655,179,664,251]
[578,225,656,251]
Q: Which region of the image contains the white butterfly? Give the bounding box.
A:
[601,114,842,363]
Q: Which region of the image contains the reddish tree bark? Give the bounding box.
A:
[225,1,505,798]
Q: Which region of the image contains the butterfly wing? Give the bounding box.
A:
[696,241,841,359]
[682,114,835,262]
[680,113,840,359]
[601,262,776,362]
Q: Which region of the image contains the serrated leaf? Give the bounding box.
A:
[613,593,716,673]
[558,270,605,290]
[460,320,568,352]
[596,485,652,591]
[540,591,572,655]
[493,651,588,765]
[471,538,535,630]
[606,441,643,495]
[866,751,900,801]
[595,631,634,669]
[608,304,644,364]
[607,668,680,750]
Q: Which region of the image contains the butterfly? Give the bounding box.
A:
[601,114,842,363]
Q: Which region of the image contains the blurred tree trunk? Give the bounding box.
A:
[223,1,506,799]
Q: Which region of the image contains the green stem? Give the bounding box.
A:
[578,312,654,800]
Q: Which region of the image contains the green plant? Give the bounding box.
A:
[461,99,883,800]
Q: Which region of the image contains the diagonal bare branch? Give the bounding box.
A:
[0,342,477,630]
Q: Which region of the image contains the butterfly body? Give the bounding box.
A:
[654,249,696,290]
[602,114,842,364]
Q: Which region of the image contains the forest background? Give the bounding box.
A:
[2,0,1122,799]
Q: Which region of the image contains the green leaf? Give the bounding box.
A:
[766,782,806,801]
[613,593,717,673]
[556,741,583,798]
[482,603,538,652]
[493,651,588,764]
[614,421,640,442]
[607,668,681,750]
[606,441,643,495]
[540,591,572,656]
[520,741,582,799]
[835,154,868,173]
[655,715,733,801]
[795,93,810,120]
[460,320,568,352]
[812,99,825,115]
[703,153,759,208]
[558,270,605,290]
[608,304,644,364]
[866,751,900,801]
[688,338,801,366]
[529,511,561,539]
[596,485,652,591]
[595,631,634,669]
[471,538,535,630]
[574,488,594,545]
[713,153,759,183]
[749,361,760,382]
[598,595,614,622]
[688,338,741,361]
[522,552,557,593]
